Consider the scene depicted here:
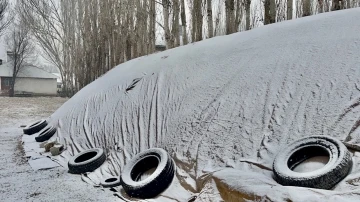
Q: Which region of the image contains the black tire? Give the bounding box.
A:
[120,148,175,199]
[68,148,106,174]
[35,125,57,142]
[23,120,47,135]
[273,135,352,189]
[100,177,122,188]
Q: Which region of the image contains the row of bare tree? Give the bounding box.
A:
[2,0,358,97]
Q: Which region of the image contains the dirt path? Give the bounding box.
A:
[0,97,119,202]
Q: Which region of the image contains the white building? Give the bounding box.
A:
[0,59,58,96]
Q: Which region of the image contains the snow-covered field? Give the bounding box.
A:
[0,97,118,202]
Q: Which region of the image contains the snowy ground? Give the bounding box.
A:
[0,97,119,202]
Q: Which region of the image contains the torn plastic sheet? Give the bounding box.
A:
[43,8,360,201]
[22,135,60,171]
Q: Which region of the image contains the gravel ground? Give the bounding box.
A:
[0,97,120,202]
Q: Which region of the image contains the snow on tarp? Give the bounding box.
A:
[46,8,360,201]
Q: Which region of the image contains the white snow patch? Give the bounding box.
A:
[28,155,60,171]
[293,156,329,173]
[138,167,157,181]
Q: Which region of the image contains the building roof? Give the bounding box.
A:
[52,73,62,83]
[0,62,58,79]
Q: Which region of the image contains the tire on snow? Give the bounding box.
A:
[68,148,106,174]
[273,135,352,189]
[23,120,47,135]
[120,148,175,199]
[100,176,122,188]
[35,125,57,142]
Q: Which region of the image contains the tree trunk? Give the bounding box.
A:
[346,0,350,9]
[10,55,18,98]
[287,0,293,20]
[303,0,311,16]
[180,0,188,45]
[207,0,213,38]
[341,0,346,9]
[126,35,132,61]
[162,0,172,48]
[149,0,156,52]
[318,0,324,13]
[194,0,203,41]
[235,0,242,30]
[245,0,251,30]
[264,0,271,24]
[172,0,181,47]
[270,0,276,23]
[324,0,330,12]
[332,0,341,10]
[191,0,203,42]
[9,78,15,97]
[191,1,196,43]
[225,0,235,34]
[134,0,141,57]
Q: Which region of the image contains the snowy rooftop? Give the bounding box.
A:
[0,62,58,79]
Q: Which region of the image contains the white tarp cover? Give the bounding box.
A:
[47,8,360,202]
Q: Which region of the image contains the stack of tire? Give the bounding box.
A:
[23,119,57,142]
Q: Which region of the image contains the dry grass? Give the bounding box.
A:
[0,97,68,165]
[0,96,68,126]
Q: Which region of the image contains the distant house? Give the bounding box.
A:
[0,59,58,96]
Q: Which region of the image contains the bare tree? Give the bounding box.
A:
[180,0,188,44]
[225,0,235,34]
[19,0,73,95]
[191,0,203,42]
[245,0,251,30]
[213,1,223,36]
[332,0,341,10]
[270,0,276,23]
[172,0,181,47]
[287,0,293,20]
[264,0,276,24]
[303,0,312,16]
[6,21,34,97]
[207,0,214,37]
[235,0,243,31]
[0,0,11,36]
[251,1,263,29]
[264,0,271,24]
[277,0,287,21]
[162,0,172,48]
[296,0,302,18]
[149,0,156,52]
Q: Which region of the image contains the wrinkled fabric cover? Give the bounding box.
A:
[48,8,360,201]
